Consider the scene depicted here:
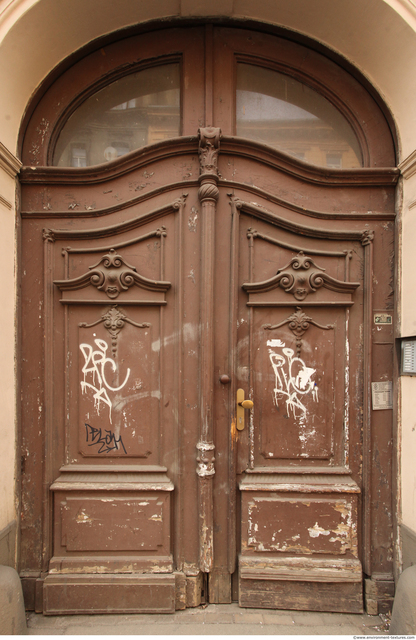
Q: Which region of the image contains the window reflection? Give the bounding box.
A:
[236,64,362,169]
[53,64,180,167]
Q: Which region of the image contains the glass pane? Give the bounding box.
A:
[236,64,362,169]
[53,64,180,167]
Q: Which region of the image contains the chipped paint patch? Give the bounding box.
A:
[188,207,198,232]
[308,522,331,538]
[333,502,350,518]
[149,514,162,521]
[76,510,92,523]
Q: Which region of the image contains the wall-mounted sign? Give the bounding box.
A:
[401,338,416,375]
[371,381,393,410]
[374,313,392,325]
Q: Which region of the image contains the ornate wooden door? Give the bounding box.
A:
[19,25,398,614]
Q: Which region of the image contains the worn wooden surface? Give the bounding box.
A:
[19,24,397,614]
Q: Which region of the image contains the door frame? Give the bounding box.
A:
[18,21,399,614]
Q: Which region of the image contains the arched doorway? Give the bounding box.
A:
[19,24,398,614]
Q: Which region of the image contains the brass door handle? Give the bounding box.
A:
[236,388,253,431]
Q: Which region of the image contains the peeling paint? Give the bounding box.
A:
[308,522,331,538]
[76,510,92,523]
[188,207,198,232]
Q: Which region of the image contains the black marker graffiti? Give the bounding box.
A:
[85,423,127,454]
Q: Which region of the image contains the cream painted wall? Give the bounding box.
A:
[401,173,416,337]
[398,170,416,533]
[0,157,19,536]
[400,376,416,531]
[0,0,416,561]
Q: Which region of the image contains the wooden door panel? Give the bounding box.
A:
[39,198,186,610]
[234,205,363,471]
[226,194,366,610]
[43,574,177,615]
[75,307,159,459]
[59,494,170,553]
[244,495,358,556]
[50,213,175,468]
[239,477,362,612]
[253,313,338,461]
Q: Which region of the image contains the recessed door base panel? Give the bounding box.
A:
[239,475,362,611]
[43,573,177,614]
[239,577,363,613]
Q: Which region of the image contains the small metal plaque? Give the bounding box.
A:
[374,313,392,325]
[401,339,416,375]
[371,381,392,410]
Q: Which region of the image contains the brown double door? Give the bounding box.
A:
[19,26,396,615]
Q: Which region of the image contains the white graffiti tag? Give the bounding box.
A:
[267,339,318,421]
[80,339,130,423]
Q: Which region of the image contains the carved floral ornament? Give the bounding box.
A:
[54,246,171,300]
[198,127,220,176]
[264,307,334,357]
[79,305,150,358]
[198,127,221,204]
[243,250,360,302]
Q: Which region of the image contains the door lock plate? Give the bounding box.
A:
[236,388,253,431]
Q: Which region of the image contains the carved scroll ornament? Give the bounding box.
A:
[243,251,360,301]
[54,248,171,300]
[361,229,374,246]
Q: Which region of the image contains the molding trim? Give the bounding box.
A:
[19,135,399,188]
[401,523,416,570]
[0,142,22,178]
[399,149,416,179]
[0,519,17,568]
[0,194,12,210]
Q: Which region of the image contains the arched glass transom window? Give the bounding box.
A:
[236,63,363,169]
[53,63,180,167]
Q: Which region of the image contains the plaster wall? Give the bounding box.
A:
[0,156,18,545]
[401,173,416,338]
[0,0,416,568]
[401,375,416,532]
[399,169,416,536]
